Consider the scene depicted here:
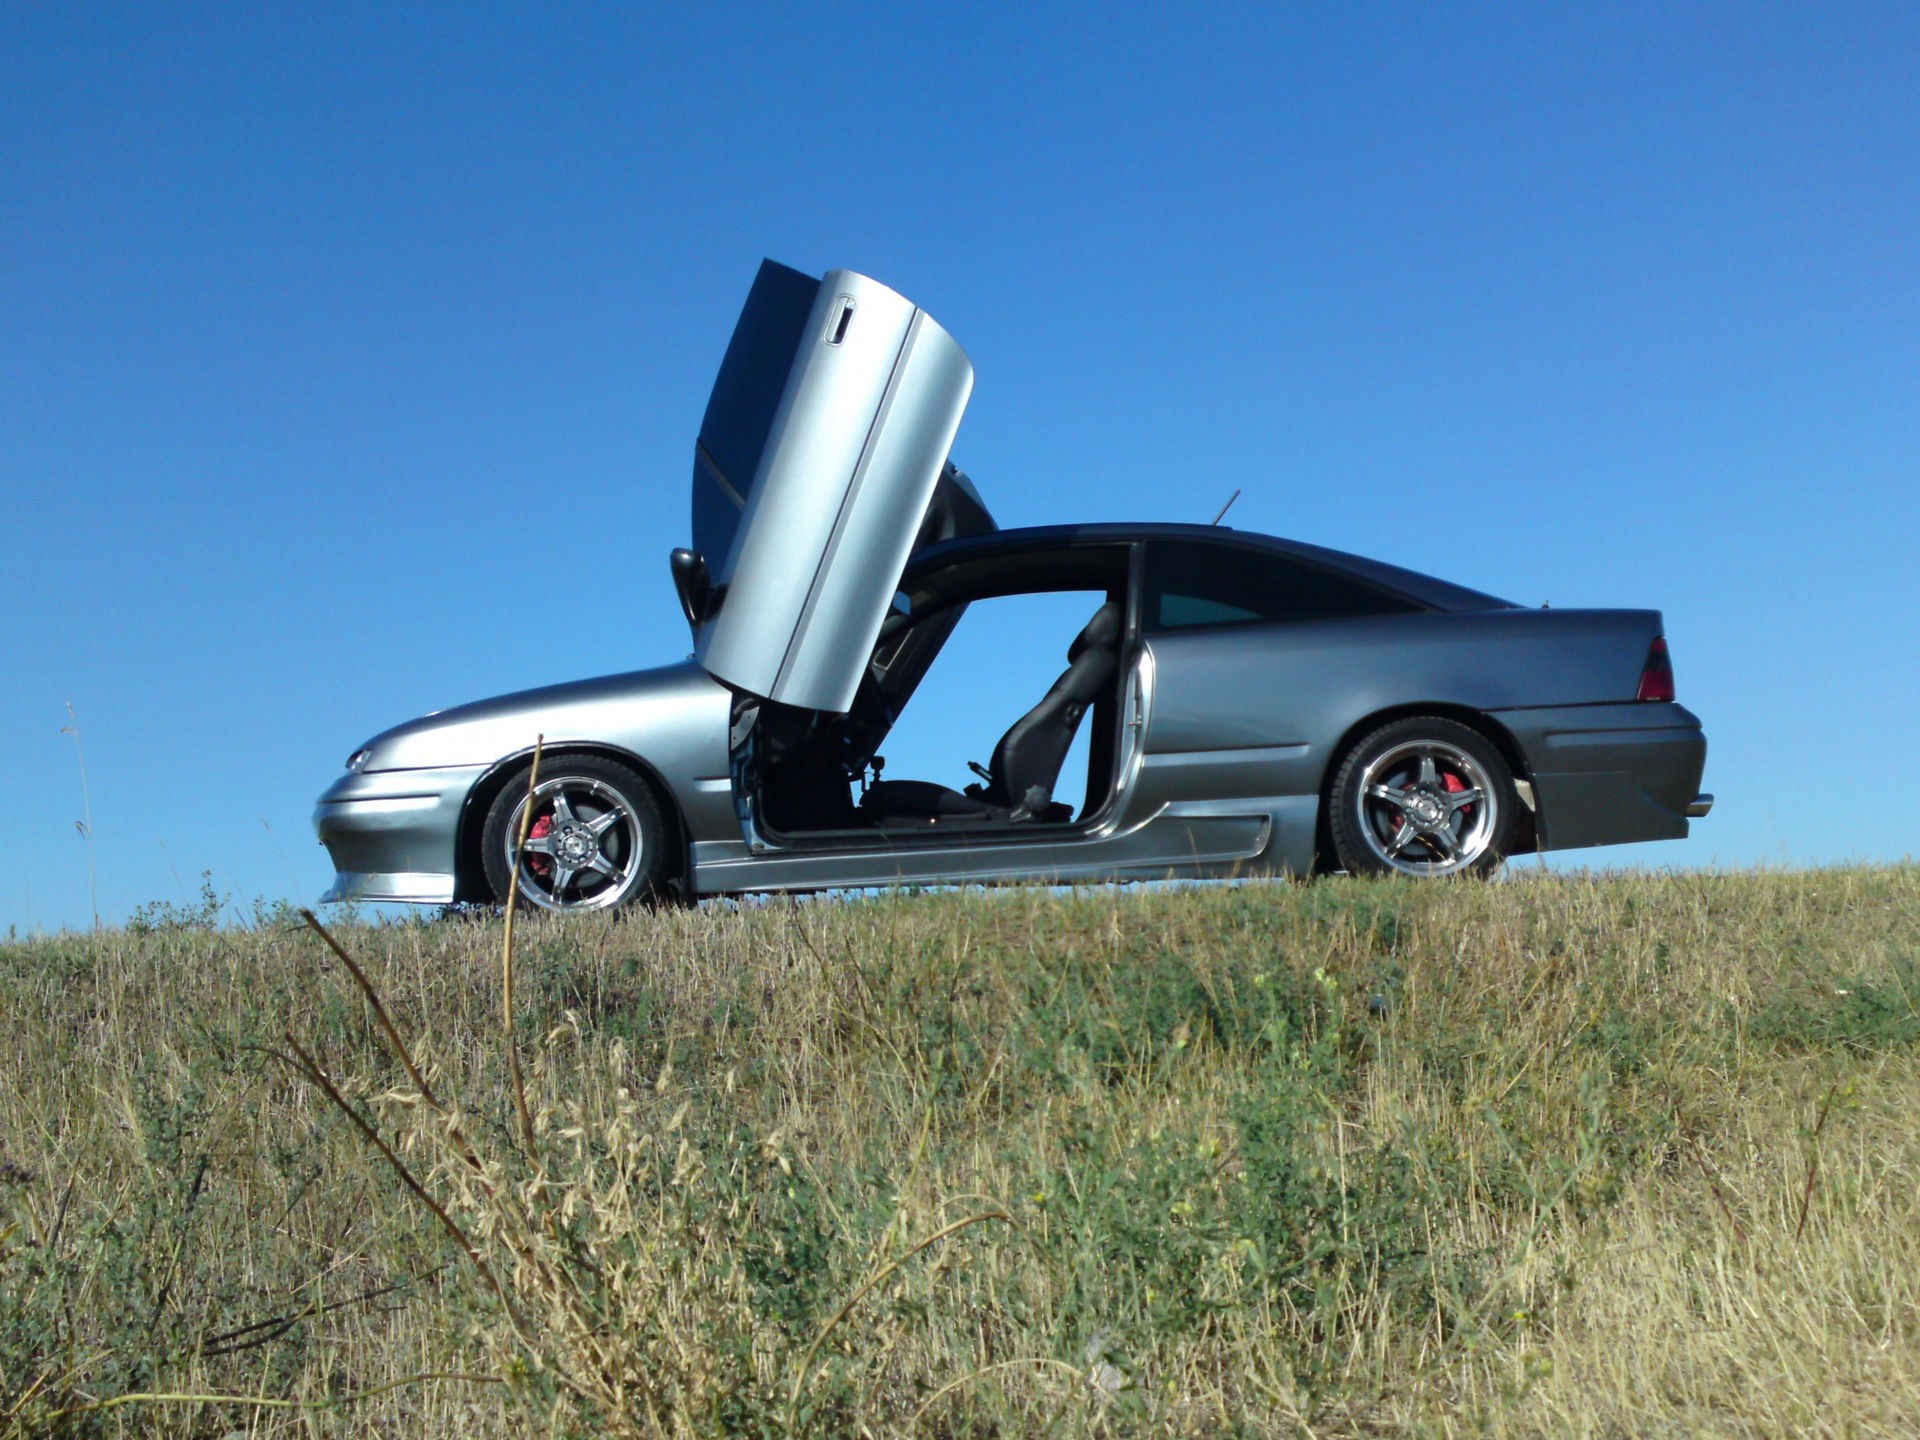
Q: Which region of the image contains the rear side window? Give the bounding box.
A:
[1143,540,1424,632]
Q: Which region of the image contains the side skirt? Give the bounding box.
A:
[688,796,1317,896]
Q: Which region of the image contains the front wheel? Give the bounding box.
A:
[481,755,670,912]
[1327,717,1516,878]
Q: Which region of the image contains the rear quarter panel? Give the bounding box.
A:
[1140,607,1666,812]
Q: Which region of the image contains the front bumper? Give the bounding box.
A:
[320,870,460,904]
[1497,702,1708,852]
[312,764,485,904]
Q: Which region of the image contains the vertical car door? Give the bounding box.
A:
[688,261,976,716]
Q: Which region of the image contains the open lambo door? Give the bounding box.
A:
[676,260,991,716]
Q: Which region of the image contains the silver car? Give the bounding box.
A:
[314,260,1711,910]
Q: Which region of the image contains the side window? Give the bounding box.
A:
[1143,540,1423,632]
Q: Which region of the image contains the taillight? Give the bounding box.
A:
[1636,636,1675,702]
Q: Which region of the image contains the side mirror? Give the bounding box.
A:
[669,548,720,628]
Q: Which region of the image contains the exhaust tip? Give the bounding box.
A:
[1686,794,1714,818]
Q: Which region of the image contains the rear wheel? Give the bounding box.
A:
[481,755,669,912]
[1328,717,1515,878]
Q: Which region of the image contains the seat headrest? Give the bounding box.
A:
[1067,601,1123,663]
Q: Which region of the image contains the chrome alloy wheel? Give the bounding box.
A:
[1354,739,1501,877]
[504,776,647,911]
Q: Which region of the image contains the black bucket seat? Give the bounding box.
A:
[859,600,1124,827]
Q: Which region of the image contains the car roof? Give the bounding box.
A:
[904,522,1516,613]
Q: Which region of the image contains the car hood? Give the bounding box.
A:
[354,661,729,772]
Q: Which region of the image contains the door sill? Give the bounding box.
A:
[756,817,1105,852]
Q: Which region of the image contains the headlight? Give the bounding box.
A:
[346,747,373,772]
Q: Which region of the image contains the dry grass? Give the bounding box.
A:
[3,865,1918,1436]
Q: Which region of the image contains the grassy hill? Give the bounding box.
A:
[4,867,1918,1437]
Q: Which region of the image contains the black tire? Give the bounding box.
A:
[1327,717,1516,878]
[481,755,671,912]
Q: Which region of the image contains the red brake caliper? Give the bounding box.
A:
[526,813,554,879]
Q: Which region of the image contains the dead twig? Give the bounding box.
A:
[299,908,491,1179]
[198,1276,414,1359]
[1795,1081,1841,1242]
[502,736,544,1163]
[281,1033,506,1307]
[299,911,440,1107]
[787,1209,1013,1428]
[1671,1100,1748,1247]
[45,1372,500,1424]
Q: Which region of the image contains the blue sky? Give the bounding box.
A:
[4,3,1915,930]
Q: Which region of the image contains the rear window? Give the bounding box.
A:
[1143,540,1424,632]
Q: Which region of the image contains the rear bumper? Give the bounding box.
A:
[1496,702,1708,852]
[311,764,484,904]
